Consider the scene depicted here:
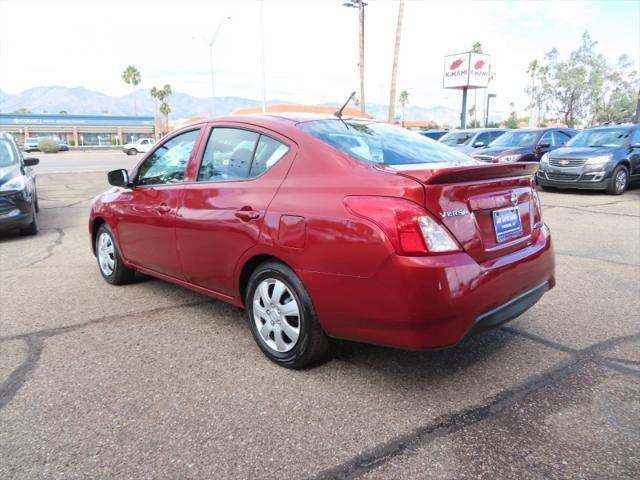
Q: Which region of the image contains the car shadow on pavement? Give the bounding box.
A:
[329,328,514,378]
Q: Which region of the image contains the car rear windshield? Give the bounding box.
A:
[566,128,631,148]
[297,120,473,165]
[489,131,539,147]
[439,130,474,146]
[0,139,17,167]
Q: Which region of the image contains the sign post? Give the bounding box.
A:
[443,52,491,128]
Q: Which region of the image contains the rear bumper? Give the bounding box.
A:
[301,225,555,349]
[467,281,549,335]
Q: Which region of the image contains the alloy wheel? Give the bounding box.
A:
[615,170,627,193]
[252,278,301,353]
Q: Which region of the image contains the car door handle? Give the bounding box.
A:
[156,204,171,214]
[235,209,260,221]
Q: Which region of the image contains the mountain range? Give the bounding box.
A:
[0,86,502,126]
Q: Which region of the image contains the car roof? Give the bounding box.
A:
[586,123,638,131]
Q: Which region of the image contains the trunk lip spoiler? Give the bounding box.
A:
[376,162,539,185]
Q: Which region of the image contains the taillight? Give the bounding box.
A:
[344,196,461,256]
[532,184,543,224]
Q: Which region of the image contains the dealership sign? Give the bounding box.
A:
[443,52,491,89]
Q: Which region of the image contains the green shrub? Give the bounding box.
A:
[38,138,60,153]
[68,139,76,146]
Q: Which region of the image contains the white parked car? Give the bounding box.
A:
[122,138,155,155]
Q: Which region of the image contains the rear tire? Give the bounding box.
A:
[95,224,135,285]
[607,165,629,195]
[246,261,329,369]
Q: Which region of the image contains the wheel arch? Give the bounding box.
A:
[617,159,631,172]
[90,216,107,255]
[237,254,296,306]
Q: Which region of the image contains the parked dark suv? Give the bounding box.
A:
[537,124,640,195]
[0,132,40,235]
[472,127,577,163]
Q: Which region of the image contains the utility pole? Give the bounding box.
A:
[635,86,640,124]
[343,1,367,115]
[388,0,404,123]
[259,0,266,113]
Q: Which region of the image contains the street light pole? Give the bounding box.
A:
[343,1,367,115]
[194,16,231,116]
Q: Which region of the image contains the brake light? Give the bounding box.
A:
[344,196,461,255]
[531,181,543,224]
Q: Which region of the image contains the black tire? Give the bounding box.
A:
[607,165,629,195]
[20,207,38,236]
[246,261,330,369]
[95,224,135,285]
[127,148,138,155]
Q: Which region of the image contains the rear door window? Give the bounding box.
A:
[249,135,289,178]
[198,128,259,182]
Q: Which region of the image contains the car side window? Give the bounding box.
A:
[631,128,640,145]
[249,135,289,178]
[540,131,554,145]
[198,128,259,182]
[490,131,505,142]
[475,132,491,146]
[137,129,200,186]
[553,131,571,146]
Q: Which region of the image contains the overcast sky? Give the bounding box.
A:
[0,0,638,116]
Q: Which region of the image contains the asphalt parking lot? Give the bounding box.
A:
[1,157,639,479]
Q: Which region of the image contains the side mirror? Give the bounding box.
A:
[473,141,485,148]
[630,142,640,149]
[23,157,39,166]
[538,142,551,149]
[108,169,130,188]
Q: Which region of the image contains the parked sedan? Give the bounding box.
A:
[537,124,640,195]
[90,114,554,368]
[0,132,40,235]
[472,128,577,163]
[439,128,509,153]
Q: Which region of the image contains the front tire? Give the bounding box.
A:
[607,165,629,195]
[127,148,138,155]
[20,207,38,236]
[246,261,329,369]
[95,224,135,285]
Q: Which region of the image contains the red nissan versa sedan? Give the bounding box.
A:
[89,114,555,368]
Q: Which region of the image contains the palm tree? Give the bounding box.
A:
[158,84,172,131]
[388,0,405,123]
[159,102,171,132]
[121,65,141,115]
[150,86,160,119]
[471,41,482,53]
[398,90,409,126]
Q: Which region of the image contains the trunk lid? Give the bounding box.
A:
[386,162,541,263]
